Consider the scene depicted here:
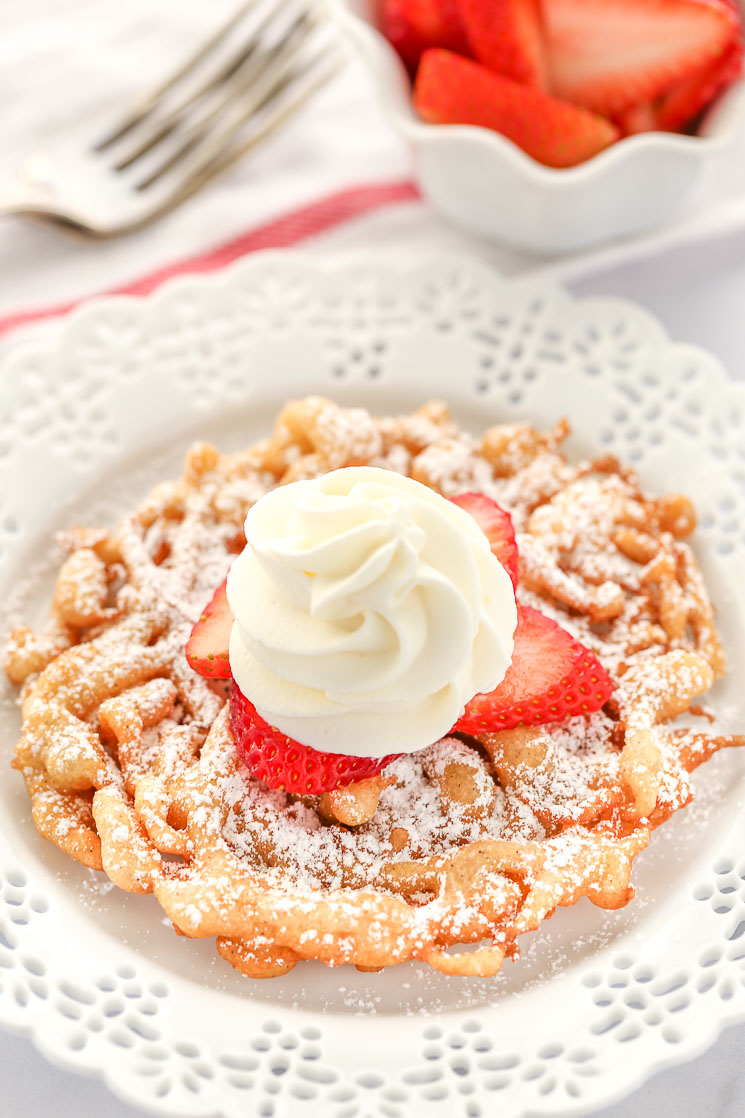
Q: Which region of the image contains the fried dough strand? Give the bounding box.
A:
[4,398,740,978]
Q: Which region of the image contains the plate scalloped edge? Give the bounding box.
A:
[0,251,744,1118]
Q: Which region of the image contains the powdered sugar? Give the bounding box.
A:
[222,738,550,894]
[6,397,739,981]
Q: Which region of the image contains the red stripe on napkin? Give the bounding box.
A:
[0,179,420,338]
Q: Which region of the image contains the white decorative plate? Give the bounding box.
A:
[0,253,744,1118]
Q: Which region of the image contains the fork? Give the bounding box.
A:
[0,0,342,238]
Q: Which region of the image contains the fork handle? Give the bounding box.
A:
[0,185,58,220]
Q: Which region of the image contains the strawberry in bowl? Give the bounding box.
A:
[382,0,745,167]
[186,478,612,796]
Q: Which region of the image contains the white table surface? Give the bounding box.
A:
[1,216,744,1118]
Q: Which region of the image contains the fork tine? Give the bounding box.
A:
[93,0,260,152]
[150,52,344,221]
[134,9,324,192]
[111,1,297,172]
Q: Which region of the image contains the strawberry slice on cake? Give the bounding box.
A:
[185,579,232,679]
[452,604,612,735]
[228,688,401,795]
[450,492,519,588]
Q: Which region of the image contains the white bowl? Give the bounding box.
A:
[326,0,745,253]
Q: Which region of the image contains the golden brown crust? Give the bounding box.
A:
[4,397,741,979]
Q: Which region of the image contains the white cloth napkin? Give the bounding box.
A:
[2,0,745,358]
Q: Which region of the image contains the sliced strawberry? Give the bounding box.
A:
[615,101,663,135]
[544,0,741,118]
[382,0,470,71]
[453,604,613,735]
[450,492,519,588]
[229,685,402,795]
[656,36,744,129]
[185,579,233,679]
[382,0,428,70]
[457,0,548,88]
[615,32,743,135]
[399,0,470,46]
[414,49,619,167]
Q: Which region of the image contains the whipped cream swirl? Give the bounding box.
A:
[227,467,517,757]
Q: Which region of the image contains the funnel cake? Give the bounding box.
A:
[5,398,743,979]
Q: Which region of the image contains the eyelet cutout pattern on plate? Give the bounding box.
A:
[0,254,743,1118]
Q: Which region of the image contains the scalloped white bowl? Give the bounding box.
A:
[326,0,745,253]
